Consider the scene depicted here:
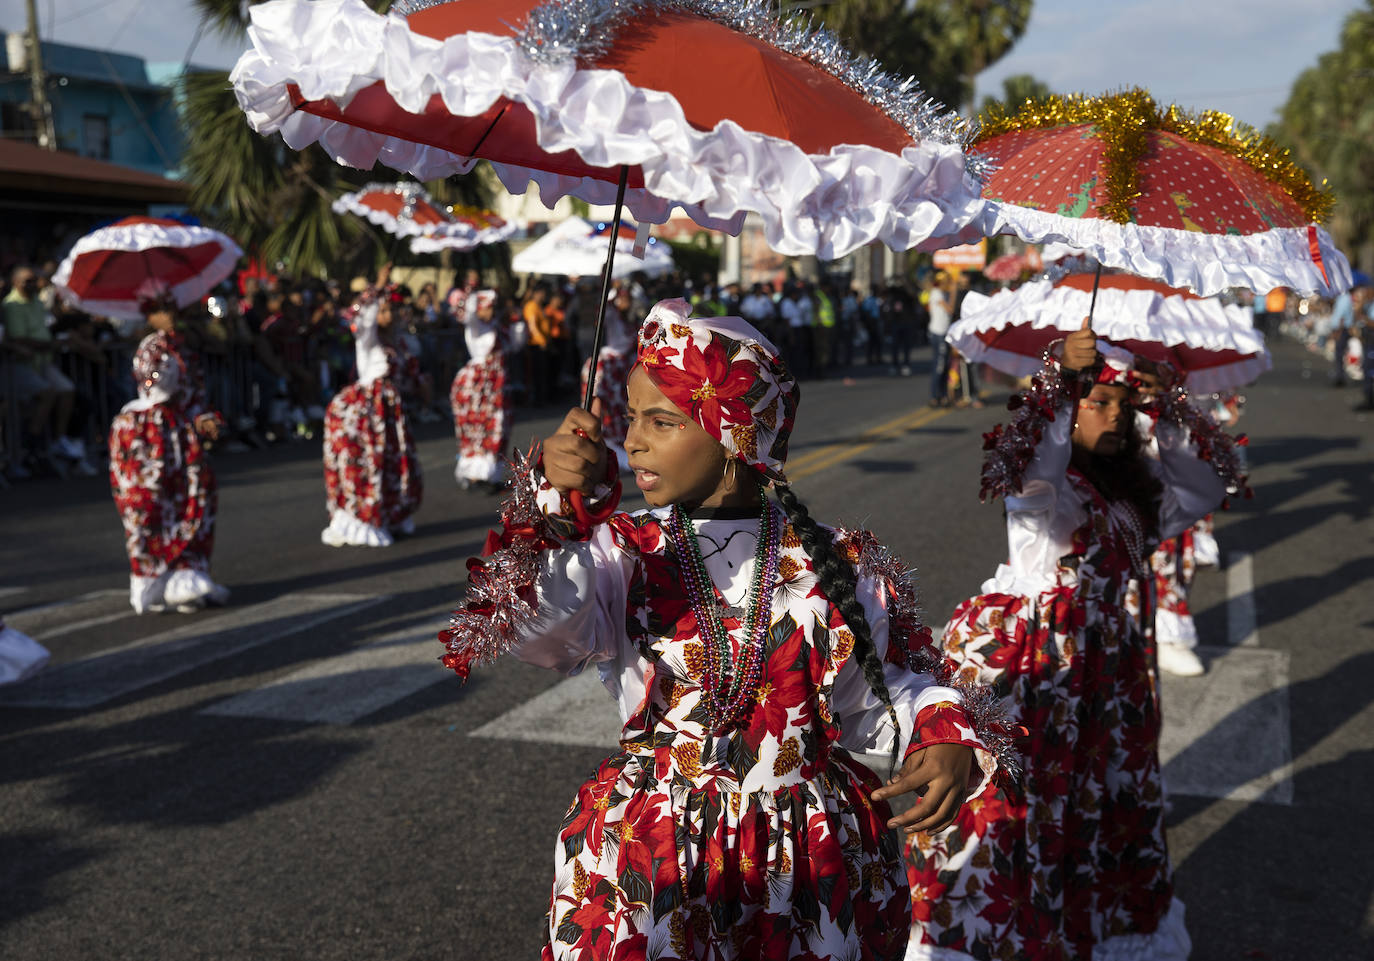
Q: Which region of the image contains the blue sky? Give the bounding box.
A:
[0,0,1362,129]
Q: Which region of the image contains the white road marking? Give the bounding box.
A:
[3,589,128,637]
[1160,645,1293,805]
[33,611,140,643]
[0,593,387,710]
[0,586,28,601]
[202,622,449,725]
[470,669,623,748]
[1226,551,1259,647]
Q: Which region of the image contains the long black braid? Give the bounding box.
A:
[774,484,903,775]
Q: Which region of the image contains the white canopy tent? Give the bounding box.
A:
[512,217,674,279]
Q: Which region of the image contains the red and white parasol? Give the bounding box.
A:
[232,0,989,409]
[949,271,1271,393]
[332,181,519,254]
[52,216,243,320]
[971,90,1352,297]
[410,204,518,253]
[231,0,986,261]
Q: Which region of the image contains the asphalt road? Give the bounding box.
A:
[1,337,1370,960]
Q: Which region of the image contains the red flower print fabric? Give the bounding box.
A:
[323,377,422,529]
[440,472,998,961]
[451,349,511,486]
[905,389,1227,960]
[635,299,797,483]
[109,332,220,583]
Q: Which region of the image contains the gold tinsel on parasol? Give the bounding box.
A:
[975,88,1334,226]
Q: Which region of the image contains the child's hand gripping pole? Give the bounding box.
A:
[544,400,613,525]
[1062,314,1099,416]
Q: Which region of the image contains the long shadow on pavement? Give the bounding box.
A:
[1171,649,1374,958]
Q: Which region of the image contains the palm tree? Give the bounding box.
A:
[181,0,496,278]
[1271,1,1374,271]
[979,73,1052,117]
[810,0,1034,112]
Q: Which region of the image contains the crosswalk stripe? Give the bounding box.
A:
[1226,551,1259,647]
[1160,644,1293,805]
[0,586,28,601]
[469,669,622,748]
[202,620,450,725]
[0,593,387,710]
[33,611,139,643]
[3,589,127,637]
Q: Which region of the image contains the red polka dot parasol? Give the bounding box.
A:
[972,90,1352,297]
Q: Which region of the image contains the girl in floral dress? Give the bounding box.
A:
[579,287,637,472]
[440,298,1011,961]
[109,296,229,613]
[905,321,1246,960]
[321,266,423,547]
[451,288,512,492]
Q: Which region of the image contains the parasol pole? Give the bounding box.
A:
[1069,261,1105,426]
[582,164,630,411]
[1086,261,1103,324]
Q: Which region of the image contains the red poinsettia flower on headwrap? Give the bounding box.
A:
[636,298,798,484]
[1092,341,1144,387]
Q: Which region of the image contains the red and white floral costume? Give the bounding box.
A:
[450,289,512,486]
[439,300,1008,961]
[321,291,423,547]
[905,353,1242,961]
[109,331,228,613]
[579,302,635,472]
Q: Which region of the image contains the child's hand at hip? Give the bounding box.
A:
[543,400,607,495]
[871,742,975,835]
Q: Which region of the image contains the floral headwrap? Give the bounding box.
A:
[636,298,798,485]
[1091,341,1142,387]
[132,332,185,403]
[465,289,497,318]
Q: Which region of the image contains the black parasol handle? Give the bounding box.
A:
[582,165,630,412]
[1087,261,1103,323]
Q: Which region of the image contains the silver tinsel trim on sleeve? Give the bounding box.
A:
[393,0,988,181]
[979,348,1074,503]
[843,529,1023,785]
[438,450,555,680]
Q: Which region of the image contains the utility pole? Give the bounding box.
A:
[24,0,57,150]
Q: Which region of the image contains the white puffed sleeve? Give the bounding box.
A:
[352,301,390,387]
[987,403,1083,596]
[1145,416,1229,541]
[512,525,635,677]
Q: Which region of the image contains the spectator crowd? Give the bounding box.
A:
[11,251,1362,489]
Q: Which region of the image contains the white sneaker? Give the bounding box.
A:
[1158,644,1206,677]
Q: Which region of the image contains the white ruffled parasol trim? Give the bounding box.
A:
[950,279,1272,393]
[231,0,984,260]
[979,201,1353,298]
[409,219,519,253]
[52,221,243,321]
[331,189,440,238]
